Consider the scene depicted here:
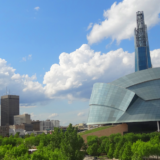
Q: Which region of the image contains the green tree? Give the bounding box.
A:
[121,142,133,160]
[98,137,109,154]
[86,135,99,156]
[49,127,63,150]
[113,137,125,159]
[60,123,85,160]
[107,143,114,159]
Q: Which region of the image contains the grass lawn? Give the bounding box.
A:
[78,126,112,136]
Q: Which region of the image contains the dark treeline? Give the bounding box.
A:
[85,132,160,160]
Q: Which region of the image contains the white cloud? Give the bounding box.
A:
[20,105,36,108]
[43,44,160,100]
[22,57,26,61]
[34,6,40,11]
[28,54,32,59]
[87,0,160,45]
[1,47,160,105]
[77,112,85,117]
[43,44,134,99]
[21,54,32,62]
[49,113,58,118]
[87,23,93,31]
[150,49,160,68]
[30,113,36,119]
[0,58,46,104]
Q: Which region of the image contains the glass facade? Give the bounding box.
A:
[134,11,152,72]
[87,11,157,126]
[135,46,152,72]
[87,68,160,125]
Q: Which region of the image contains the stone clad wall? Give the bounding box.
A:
[81,124,128,143]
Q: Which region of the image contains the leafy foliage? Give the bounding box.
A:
[0,124,85,160]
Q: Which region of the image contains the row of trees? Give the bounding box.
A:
[85,132,160,160]
[0,124,85,160]
[1,125,160,160]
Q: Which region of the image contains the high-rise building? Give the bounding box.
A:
[1,95,19,126]
[134,11,152,72]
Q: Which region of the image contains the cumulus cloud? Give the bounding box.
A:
[0,58,46,104]
[87,0,160,44]
[77,112,85,117]
[43,44,160,100]
[43,44,134,99]
[49,113,58,118]
[87,23,93,31]
[151,49,160,68]
[30,113,36,119]
[34,6,40,11]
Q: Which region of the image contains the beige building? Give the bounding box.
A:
[74,123,87,129]
[9,123,33,131]
[14,114,31,125]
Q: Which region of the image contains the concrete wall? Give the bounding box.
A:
[81,124,128,143]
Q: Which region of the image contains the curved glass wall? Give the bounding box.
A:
[111,67,160,88]
[87,105,124,124]
[127,79,160,100]
[118,98,160,123]
[89,83,135,112]
[87,67,160,125]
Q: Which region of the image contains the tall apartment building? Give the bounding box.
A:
[1,95,19,126]
[14,114,31,125]
[40,119,60,131]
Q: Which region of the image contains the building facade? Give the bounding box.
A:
[1,95,19,126]
[31,120,40,131]
[40,120,60,131]
[87,11,160,133]
[134,11,152,72]
[9,123,33,131]
[0,126,9,137]
[14,114,31,125]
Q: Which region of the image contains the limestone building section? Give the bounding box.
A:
[40,119,60,131]
[14,114,31,125]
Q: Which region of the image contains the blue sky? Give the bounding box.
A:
[0,0,160,126]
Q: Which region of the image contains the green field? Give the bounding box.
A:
[78,126,112,136]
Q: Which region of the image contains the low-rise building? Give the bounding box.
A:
[40,119,60,131]
[14,114,31,125]
[9,123,33,131]
[0,126,9,137]
[31,120,40,131]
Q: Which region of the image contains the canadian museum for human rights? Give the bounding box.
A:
[87,11,160,133]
